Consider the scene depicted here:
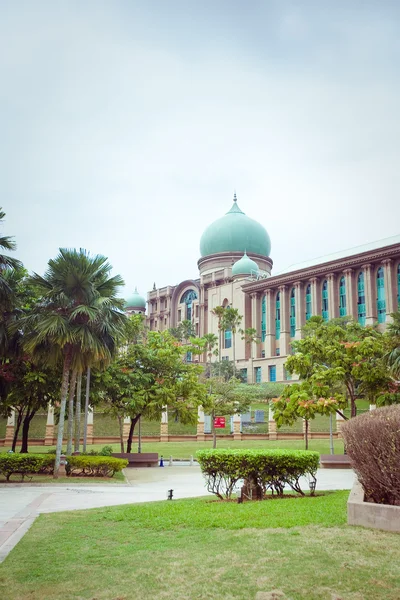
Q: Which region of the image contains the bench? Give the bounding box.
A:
[112,452,159,468]
[320,454,352,469]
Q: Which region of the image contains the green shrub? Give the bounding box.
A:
[66,455,128,477]
[0,454,46,481]
[341,405,400,506]
[99,445,113,456]
[196,449,319,500]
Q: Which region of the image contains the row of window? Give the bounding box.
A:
[261,264,400,338]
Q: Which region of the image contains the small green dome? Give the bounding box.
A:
[232,252,259,276]
[200,194,271,258]
[125,288,146,310]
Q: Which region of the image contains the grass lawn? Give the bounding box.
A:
[0,438,345,459]
[1,491,399,600]
[0,471,126,485]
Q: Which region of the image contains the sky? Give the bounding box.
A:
[1,0,400,301]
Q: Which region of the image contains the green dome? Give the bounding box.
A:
[125,288,146,309]
[200,194,271,258]
[232,252,259,276]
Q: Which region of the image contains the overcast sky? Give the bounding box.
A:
[2,1,400,301]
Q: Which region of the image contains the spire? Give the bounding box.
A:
[134,286,138,293]
[233,191,237,203]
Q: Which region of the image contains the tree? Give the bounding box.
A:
[222,307,242,364]
[240,327,259,361]
[19,249,127,477]
[0,208,22,309]
[202,333,218,376]
[286,316,394,417]
[385,311,400,378]
[201,377,253,448]
[211,306,226,362]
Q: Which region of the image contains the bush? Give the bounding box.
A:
[65,455,128,477]
[0,454,46,481]
[196,449,319,500]
[99,445,113,456]
[341,405,400,506]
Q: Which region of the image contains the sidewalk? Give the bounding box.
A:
[0,466,355,562]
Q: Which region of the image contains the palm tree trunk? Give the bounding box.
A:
[74,370,82,452]
[20,408,37,453]
[83,366,91,452]
[54,349,73,479]
[117,414,125,453]
[66,368,78,456]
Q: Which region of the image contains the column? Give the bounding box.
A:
[294,281,304,338]
[123,416,130,444]
[44,404,55,446]
[199,285,205,337]
[233,413,241,440]
[310,277,320,316]
[5,410,15,447]
[363,264,376,325]
[196,406,205,441]
[251,293,260,358]
[383,259,396,318]
[268,403,277,440]
[344,269,356,319]
[86,407,94,444]
[279,285,290,356]
[336,412,345,437]
[160,407,168,441]
[265,289,275,358]
[328,273,338,319]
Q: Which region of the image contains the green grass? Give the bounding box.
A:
[1,492,400,600]
[0,438,345,459]
[0,471,126,484]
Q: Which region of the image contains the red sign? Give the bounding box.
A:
[214,417,226,429]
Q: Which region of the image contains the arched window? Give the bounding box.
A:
[322,280,329,321]
[275,292,281,340]
[397,264,400,308]
[305,284,312,321]
[261,295,266,342]
[377,267,386,323]
[357,272,366,326]
[290,288,296,337]
[224,305,232,348]
[180,289,198,321]
[339,276,346,317]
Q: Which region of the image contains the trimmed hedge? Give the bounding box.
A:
[0,454,128,480]
[65,455,128,477]
[341,405,400,506]
[196,449,319,500]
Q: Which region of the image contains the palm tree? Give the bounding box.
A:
[0,208,22,309]
[386,311,400,377]
[223,308,242,365]
[211,306,226,363]
[203,333,218,376]
[21,249,127,477]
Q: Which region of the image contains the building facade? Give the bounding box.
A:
[137,194,400,384]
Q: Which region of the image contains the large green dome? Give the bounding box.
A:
[125,288,146,310]
[200,194,271,257]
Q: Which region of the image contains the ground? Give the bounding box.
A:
[0,491,399,600]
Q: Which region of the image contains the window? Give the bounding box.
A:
[268,365,276,382]
[254,366,262,383]
[180,289,198,321]
[322,280,329,321]
[261,295,266,342]
[261,350,265,358]
[186,351,192,362]
[275,292,281,340]
[276,348,280,356]
[357,272,366,326]
[178,309,181,322]
[339,276,346,317]
[305,284,312,321]
[224,329,232,349]
[240,368,248,383]
[377,267,386,323]
[283,366,291,381]
[222,355,229,361]
[196,305,199,318]
[290,287,296,337]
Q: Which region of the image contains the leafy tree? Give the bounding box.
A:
[385,311,400,378]
[19,249,127,477]
[0,208,22,308]
[202,333,218,375]
[222,307,242,364]
[240,327,259,362]
[211,306,226,361]
[211,359,239,381]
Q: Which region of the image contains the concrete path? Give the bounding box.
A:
[0,466,355,562]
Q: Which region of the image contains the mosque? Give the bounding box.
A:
[125,194,400,384]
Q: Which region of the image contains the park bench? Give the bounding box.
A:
[320,454,352,469]
[112,452,159,468]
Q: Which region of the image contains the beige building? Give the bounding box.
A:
[137,194,400,384]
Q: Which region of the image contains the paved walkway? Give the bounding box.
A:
[0,466,355,562]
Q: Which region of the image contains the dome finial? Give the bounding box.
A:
[233,191,237,203]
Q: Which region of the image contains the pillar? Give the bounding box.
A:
[160,407,168,441]
[123,416,130,444]
[279,285,290,356]
[44,404,55,446]
[251,293,260,358]
[196,406,205,441]
[336,412,345,437]
[265,289,275,359]
[268,403,277,440]
[328,273,338,319]
[86,407,94,444]
[363,263,376,325]
[383,259,396,319]
[233,413,241,440]
[294,281,304,338]
[310,277,320,316]
[5,410,15,446]
[344,269,357,319]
